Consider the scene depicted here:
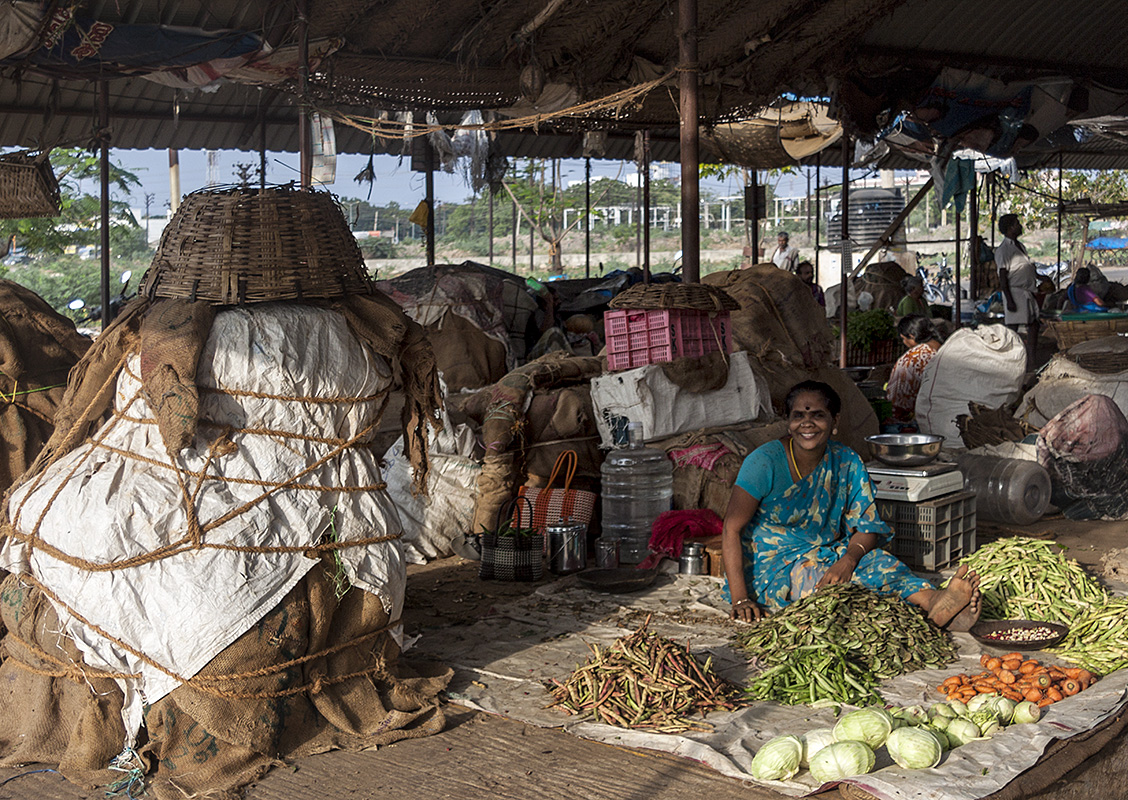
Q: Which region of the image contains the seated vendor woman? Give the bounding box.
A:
[887,315,943,423]
[895,276,931,319]
[721,380,981,629]
[1067,268,1108,313]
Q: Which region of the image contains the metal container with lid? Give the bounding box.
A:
[547,519,587,574]
[679,542,706,575]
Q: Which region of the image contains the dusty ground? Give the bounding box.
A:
[2,515,1127,800]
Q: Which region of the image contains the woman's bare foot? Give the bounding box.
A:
[928,565,981,630]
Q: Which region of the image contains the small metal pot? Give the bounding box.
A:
[547,520,587,574]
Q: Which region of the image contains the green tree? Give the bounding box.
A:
[0,148,143,256]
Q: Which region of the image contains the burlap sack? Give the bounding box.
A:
[858,261,911,313]
[0,575,126,788]
[139,299,216,454]
[0,280,92,494]
[702,265,836,371]
[0,566,450,800]
[426,310,508,392]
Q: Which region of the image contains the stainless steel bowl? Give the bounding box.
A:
[865,433,945,467]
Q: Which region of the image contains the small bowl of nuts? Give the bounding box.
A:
[970,620,1069,651]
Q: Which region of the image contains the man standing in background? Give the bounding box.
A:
[770,232,799,271]
[996,213,1039,368]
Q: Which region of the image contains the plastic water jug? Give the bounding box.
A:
[955,453,1051,526]
[600,422,673,564]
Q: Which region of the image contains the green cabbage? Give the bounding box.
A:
[886,726,943,769]
[965,693,995,714]
[808,740,876,783]
[833,709,893,749]
[987,696,1017,725]
[945,718,982,747]
[971,710,1001,737]
[1011,700,1042,725]
[927,725,951,751]
[799,728,836,768]
[749,734,803,781]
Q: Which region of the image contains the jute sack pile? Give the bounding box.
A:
[0,188,450,800]
[702,266,877,455]
[0,279,90,494]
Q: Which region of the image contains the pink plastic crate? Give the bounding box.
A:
[604,308,732,371]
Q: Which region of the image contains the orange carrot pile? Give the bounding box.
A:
[936,654,1097,708]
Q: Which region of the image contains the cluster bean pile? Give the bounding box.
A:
[957,538,1108,624]
[1051,597,1128,675]
[546,620,751,732]
[735,584,957,706]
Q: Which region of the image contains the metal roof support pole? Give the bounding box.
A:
[297,0,310,190]
[168,149,180,213]
[968,178,979,322]
[585,157,591,279]
[512,194,518,269]
[488,189,494,266]
[678,0,700,283]
[99,81,113,330]
[1057,153,1063,288]
[814,157,820,284]
[259,106,267,191]
[643,131,651,283]
[425,145,436,267]
[955,201,962,327]
[749,169,759,267]
[838,134,850,370]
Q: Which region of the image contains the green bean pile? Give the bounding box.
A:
[546,620,750,732]
[734,584,958,706]
[956,538,1108,625]
[1050,597,1128,676]
[746,642,884,706]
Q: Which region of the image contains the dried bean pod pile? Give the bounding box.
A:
[1050,597,1128,676]
[546,619,750,732]
[734,584,958,705]
[954,538,1107,624]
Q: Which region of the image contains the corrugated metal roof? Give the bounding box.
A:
[858,0,1128,76]
[0,0,1127,169]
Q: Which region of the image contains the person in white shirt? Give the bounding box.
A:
[771,232,799,272]
[995,213,1039,367]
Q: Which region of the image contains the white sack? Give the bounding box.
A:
[915,324,1026,444]
[1015,354,1128,428]
[590,351,772,446]
[1,304,405,736]
[384,422,480,563]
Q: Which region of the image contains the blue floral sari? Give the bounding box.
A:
[728,440,930,610]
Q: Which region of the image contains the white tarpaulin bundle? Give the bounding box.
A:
[916,325,1026,444]
[590,351,773,446]
[0,304,406,738]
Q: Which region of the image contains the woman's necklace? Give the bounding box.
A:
[788,437,805,480]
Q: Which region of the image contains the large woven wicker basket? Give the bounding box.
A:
[141,186,373,305]
[0,151,61,219]
[608,282,739,311]
[1046,316,1128,350]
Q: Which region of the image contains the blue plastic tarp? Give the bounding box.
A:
[1087,237,1128,250]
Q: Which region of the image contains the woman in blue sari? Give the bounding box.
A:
[722,380,981,630]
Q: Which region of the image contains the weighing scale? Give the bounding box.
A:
[866,461,964,502]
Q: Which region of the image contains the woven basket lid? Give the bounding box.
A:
[608,282,740,312]
[141,186,373,305]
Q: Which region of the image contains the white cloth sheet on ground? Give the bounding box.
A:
[411,572,1128,800]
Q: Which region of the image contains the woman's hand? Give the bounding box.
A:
[731,597,768,623]
[815,555,858,590]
